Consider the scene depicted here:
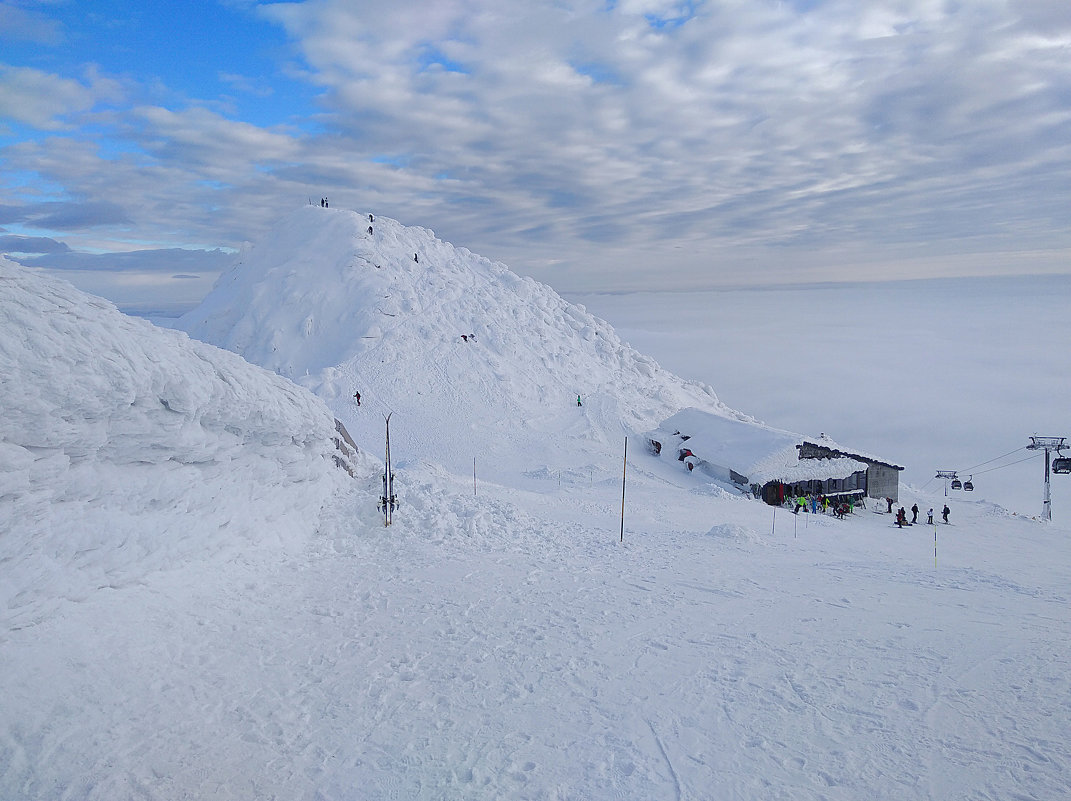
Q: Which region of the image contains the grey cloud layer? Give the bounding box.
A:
[1,0,1068,297]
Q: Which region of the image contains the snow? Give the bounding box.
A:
[0,257,357,629]
[568,276,1066,523]
[657,407,870,486]
[3,213,1071,800]
[179,206,744,484]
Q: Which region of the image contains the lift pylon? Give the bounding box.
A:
[1027,436,1067,522]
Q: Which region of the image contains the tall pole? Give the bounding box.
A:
[620,436,628,543]
[382,412,393,526]
[1027,436,1066,522]
[1043,447,1052,522]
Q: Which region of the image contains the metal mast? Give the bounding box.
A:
[1027,436,1066,521]
[935,471,958,497]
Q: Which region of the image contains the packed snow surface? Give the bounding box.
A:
[3,215,1070,800]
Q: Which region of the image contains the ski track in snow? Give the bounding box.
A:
[4,471,1070,800]
[3,217,1071,800]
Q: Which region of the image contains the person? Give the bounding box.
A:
[896,507,907,528]
[886,497,894,513]
[353,391,361,406]
[414,253,419,262]
[320,197,325,207]
[368,226,373,235]
[793,496,804,515]
[942,504,950,524]
[927,507,934,525]
[369,214,375,222]
[577,394,582,407]
[911,503,919,524]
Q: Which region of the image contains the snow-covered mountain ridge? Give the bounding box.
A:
[179,205,746,481]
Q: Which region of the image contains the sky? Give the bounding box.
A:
[2,0,1070,310]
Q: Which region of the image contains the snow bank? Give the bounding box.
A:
[0,259,356,627]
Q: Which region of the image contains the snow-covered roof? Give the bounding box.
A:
[797,434,905,470]
[659,408,867,485]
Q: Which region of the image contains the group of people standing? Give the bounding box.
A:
[791,493,854,518]
[891,500,950,528]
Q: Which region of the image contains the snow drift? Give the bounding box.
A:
[0,258,356,628]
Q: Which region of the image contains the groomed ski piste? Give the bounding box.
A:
[2,208,1069,800]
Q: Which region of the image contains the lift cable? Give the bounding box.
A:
[969,453,1039,477]
[959,446,1029,474]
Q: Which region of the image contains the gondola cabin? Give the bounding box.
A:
[951,478,963,490]
[1053,457,1071,475]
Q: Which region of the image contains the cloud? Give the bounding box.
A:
[218,72,275,98]
[0,65,122,130]
[15,247,233,274]
[1,0,1069,304]
[0,200,131,230]
[0,234,71,254]
[0,2,64,46]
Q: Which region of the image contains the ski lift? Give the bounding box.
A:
[951,478,963,490]
[963,476,974,491]
[1053,457,1071,475]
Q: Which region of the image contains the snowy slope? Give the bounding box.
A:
[179,206,745,481]
[0,258,359,628]
[4,226,1071,800]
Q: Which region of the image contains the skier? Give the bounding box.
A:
[911,503,919,524]
[577,394,582,407]
[353,391,361,406]
[942,504,950,524]
[927,507,934,525]
[896,507,907,528]
[886,497,894,514]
